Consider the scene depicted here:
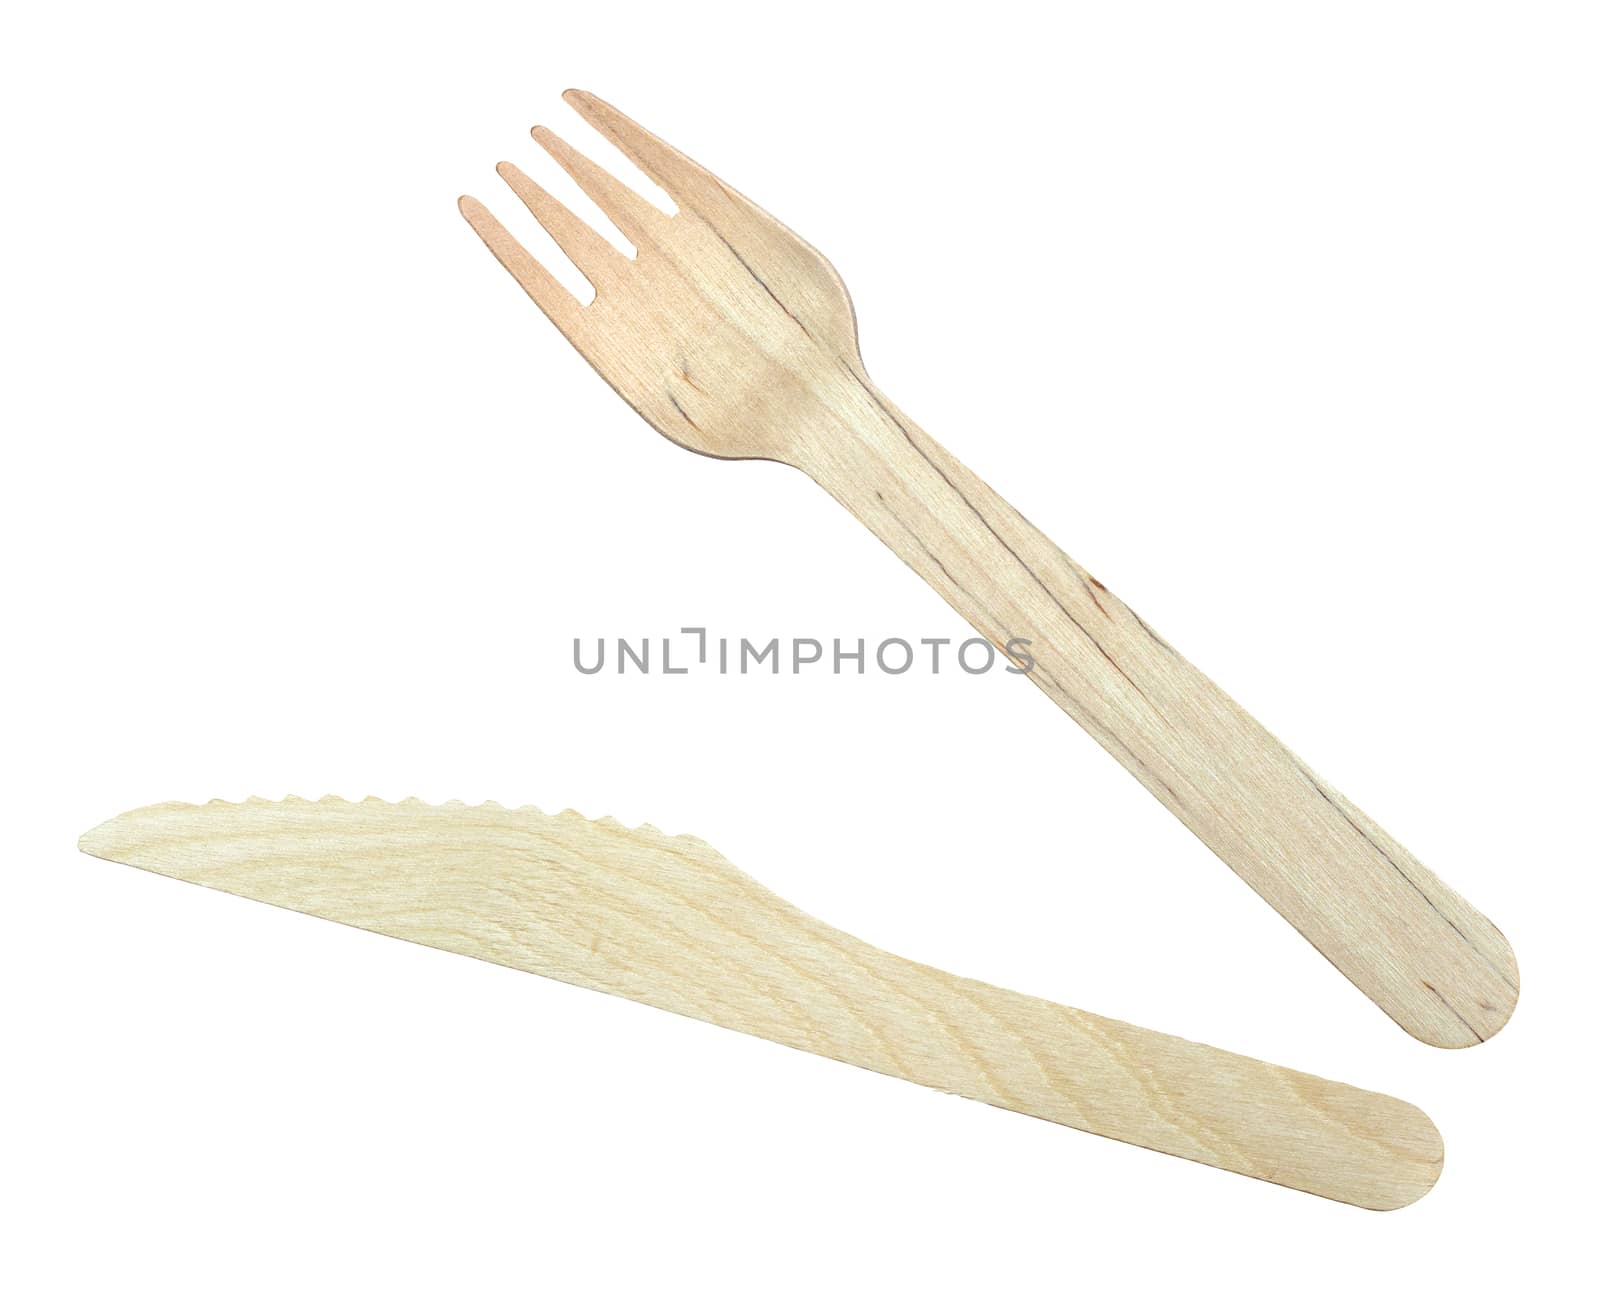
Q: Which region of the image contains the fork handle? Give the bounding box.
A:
[799,378,1516,1048]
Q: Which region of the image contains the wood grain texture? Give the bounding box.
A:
[81,798,1442,1210]
[459,90,1517,1047]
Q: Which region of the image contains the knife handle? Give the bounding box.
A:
[82,798,1442,1208]
[798,382,1516,1048]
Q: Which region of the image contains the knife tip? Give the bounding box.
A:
[77,816,119,860]
[78,831,112,863]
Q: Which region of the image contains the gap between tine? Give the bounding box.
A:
[562,89,719,216]
[496,161,629,289]
[530,126,667,246]
[457,195,585,338]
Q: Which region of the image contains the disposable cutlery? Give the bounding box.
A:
[80,797,1443,1208]
[459,91,1517,1047]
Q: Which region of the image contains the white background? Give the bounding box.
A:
[4,3,1597,1296]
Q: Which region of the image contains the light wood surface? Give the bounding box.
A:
[460,90,1517,1048]
[81,798,1442,1210]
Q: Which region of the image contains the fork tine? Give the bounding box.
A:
[495,161,629,287]
[530,126,667,244]
[457,195,584,336]
[561,89,723,214]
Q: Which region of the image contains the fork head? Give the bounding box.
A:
[460,91,865,467]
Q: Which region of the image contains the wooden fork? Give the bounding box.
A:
[459,91,1517,1049]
